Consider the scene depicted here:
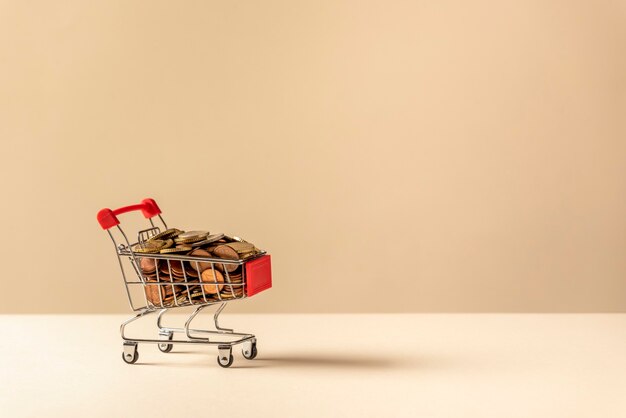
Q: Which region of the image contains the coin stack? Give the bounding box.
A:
[132,229,260,307]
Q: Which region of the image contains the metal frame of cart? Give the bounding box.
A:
[97,198,270,368]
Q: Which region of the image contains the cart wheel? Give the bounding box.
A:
[158,343,173,353]
[242,342,258,360]
[217,354,234,368]
[158,330,174,353]
[122,350,139,364]
[217,345,233,368]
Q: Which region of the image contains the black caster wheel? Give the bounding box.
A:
[158,331,174,353]
[158,343,173,353]
[217,354,234,368]
[122,350,139,364]
[242,343,257,360]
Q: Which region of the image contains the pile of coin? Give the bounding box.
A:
[132,229,260,307]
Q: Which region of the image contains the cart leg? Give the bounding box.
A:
[120,308,155,341]
[184,305,209,340]
[214,302,233,332]
[122,342,139,364]
[217,345,234,368]
[156,308,169,331]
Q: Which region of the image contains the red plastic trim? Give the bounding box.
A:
[245,255,272,297]
[97,198,162,229]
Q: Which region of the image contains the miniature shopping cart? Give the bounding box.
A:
[97,198,272,368]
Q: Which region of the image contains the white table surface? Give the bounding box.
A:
[1,313,625,418]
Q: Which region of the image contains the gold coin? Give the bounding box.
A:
[189,233,225,247]
[222,285,243,291]
[160,246,192,254]
[162,292,189,306]
[149,228,182,241]
[132,240,167,253]
[175,237,206,244]
[133,247,159,254]
[167,229,183,239]
[190,290,207,298]
[177,230,208,239]
[161,239,174,249]
[175,230,208,244]
[239,252,259,260]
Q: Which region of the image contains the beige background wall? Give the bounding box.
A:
[1,0,624,313]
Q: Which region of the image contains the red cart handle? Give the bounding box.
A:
[97,198,162,230]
